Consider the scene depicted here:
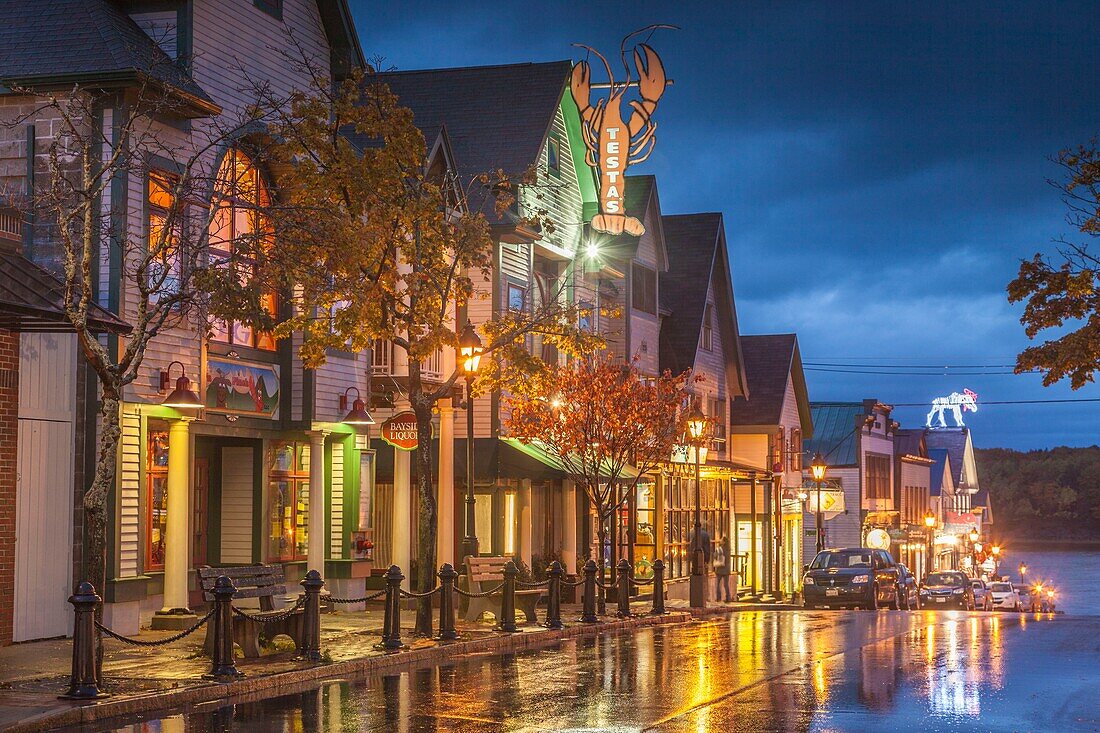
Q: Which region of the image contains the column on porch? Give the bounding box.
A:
[307,430,329,575]
[392,400,412,587]
[437,402,455,568]
[518,478,533,569]
[561,479,577,574]
[154,416,194,628]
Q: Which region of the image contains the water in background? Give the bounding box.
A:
[1000,549,1100,616]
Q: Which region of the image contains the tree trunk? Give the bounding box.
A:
[595,522,607,615]
[411,389,437,636]
[83,386,121,679]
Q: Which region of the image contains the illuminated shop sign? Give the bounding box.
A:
[571,27,673,236]
[204,356,279,418]
[926,388,978,428]
[381,410,433,451]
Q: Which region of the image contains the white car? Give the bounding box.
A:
[989,581,1022,611]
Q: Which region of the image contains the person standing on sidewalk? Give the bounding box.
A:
[714,532,733,602]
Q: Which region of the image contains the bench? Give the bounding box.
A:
[458,556,545,624]
[198,564,304,658]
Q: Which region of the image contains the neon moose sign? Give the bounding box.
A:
[926,388,979,428]
[571,26,675,237]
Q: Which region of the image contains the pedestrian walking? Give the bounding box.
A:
[714,532,733,601]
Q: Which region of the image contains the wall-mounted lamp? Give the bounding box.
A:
[160,361,202,410]
[339,387,375,425]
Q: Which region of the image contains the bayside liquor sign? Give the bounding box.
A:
[571,26,673,237]
[382,411,433,451]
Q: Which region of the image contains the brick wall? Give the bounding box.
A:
[0,329,19,645]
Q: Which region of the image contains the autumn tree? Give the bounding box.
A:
[1008,140,1100,388]
[0,77,277,609]
[215,60,598,635]
[507,353,694,609]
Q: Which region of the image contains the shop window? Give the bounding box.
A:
[145,423,170,571]
[208,148,277,351]
[865,453,891,499]
[254,0,282,19]
[148,170,182,301]
[268,441,309,562]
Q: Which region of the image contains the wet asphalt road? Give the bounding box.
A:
[112,610,1100,732]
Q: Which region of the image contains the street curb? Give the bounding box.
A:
[9,609,722,732]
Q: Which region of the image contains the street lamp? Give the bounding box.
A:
[686,403,707,609]
[160,361,202,410]
[459,321,483,560]
[1019,562,1027,585]
[810,453,827,554]
[923,511,936,576]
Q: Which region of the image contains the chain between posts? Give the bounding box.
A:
[231,596,305,624]
[93,608,215,647]
[453,582,505,598]
[327,590,387,605]
[399,586,442,599]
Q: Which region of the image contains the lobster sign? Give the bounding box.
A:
[571,27,674,237]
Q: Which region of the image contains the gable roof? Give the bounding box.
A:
[658,212,748,396]
[372,61,572,183]
[894,428,927,459]
[0,0,218,115]
[316,1,365,80]
[924,427,976,490]
[729,334,813,437]
[805,402,862,467]
[928,448,952,496]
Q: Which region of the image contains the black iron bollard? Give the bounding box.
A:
[297,570,324,662]
[581,559,599,623]
[207,575,242,680]
[437,563,459,641]
[377,565,406,651]
[545,561,564,629]
[499,561,518,633]
[61,581,108,700]
[616,558,632,617]
[650,559,667,615]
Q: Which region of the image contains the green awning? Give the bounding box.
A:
[501,438,641,481]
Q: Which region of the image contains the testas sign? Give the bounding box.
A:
[570,29,671,237]
[381,411,431,451]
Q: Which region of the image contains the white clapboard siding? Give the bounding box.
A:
[14,420,74,641]
[220,447,254,564]
[330,441,344,558]
[118,408,142,577]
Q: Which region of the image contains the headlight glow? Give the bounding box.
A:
[803,577,814,585]
[851,575,870,584]
[953,588,964,595]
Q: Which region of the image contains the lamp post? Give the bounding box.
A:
[810,453,827,555]
[459,321,483,560]
[686,404,707,608]
[991,544,1001,576]
[923,511,936,577]
[969,528,980,577]
[1019,562,1027,585]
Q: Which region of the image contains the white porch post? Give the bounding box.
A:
[518,478,533,568]
[154,416,194,627]
[437,402,455,568]
[561,479,577,574]
[307,430,330,575]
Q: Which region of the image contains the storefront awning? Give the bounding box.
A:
[501,438,642,481]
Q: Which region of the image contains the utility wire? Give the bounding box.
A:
[805,367,1031,376]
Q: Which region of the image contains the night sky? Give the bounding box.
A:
[349,1,1100,450]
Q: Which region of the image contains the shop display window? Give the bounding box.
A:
[145,423,170,571]
[268,441,309,562]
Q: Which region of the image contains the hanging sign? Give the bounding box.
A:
[571,27,673,236]
[926,388,978,428]
[381,411,430,451]
[804,487,846,519]
[866,528,891,551]
[670,444,708,464]
[204,356,279,418]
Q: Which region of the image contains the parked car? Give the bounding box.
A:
[897,564,921,610]
[802,548,902,610]
[989,581,1022,611]
[1020,585,1039,612]
[970,579,993,611]
[919,571,975,609]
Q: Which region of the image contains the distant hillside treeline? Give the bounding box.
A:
[976,446,1100,542]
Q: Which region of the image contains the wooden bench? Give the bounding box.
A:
[458,556,545,624]
[198,565,304,658]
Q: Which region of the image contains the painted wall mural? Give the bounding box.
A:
[204,357,280,418]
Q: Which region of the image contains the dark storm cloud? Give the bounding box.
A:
[350,0,1100,448]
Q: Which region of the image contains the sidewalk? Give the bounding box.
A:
[0,599,781,732]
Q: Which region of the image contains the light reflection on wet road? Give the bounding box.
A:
[109,610,1100,732]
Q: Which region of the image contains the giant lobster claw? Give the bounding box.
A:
[571,61,592,116]
[634,43,666,104]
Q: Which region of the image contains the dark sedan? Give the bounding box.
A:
[802,548,902,610]
[920,571,975,609]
